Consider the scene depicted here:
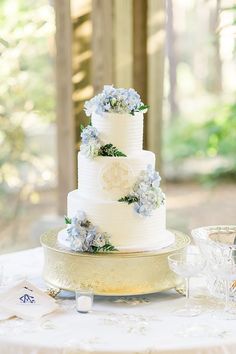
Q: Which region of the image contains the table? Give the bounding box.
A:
[0,247,236,354]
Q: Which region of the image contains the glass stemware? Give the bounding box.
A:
[191,225,236,299]
[168,250,206,317]
[209,252,236,319]
[0,266,3,286]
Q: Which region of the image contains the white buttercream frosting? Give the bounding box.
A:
[57,109,175,252]
[64,190,174,251]
[78,151,155,201]
[91,112,143,155]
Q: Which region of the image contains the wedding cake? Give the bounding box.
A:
[58,86,174,252]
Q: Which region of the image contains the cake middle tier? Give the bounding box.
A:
[67,190,172,251]
[78,150,155,201]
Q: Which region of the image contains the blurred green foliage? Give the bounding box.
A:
[0,0,55,221]
[165,101,236,180]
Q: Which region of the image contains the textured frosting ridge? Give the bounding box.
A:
[78,150,155,201]
[66,190,173,251]
[58,109,174,252]
[91,112,143,155]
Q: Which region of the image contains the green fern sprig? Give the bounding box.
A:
[118,195,139,204]
[98,143,126,157]
[64,216,72,224]
[91,243,118,253]
[138,104,149,112]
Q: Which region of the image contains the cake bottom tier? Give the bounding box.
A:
[61,189,174,252]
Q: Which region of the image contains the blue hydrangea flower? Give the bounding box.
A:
[81,125,99,144]
[84,85,147,116]
[66,211,112,252]
[80,125,101,159]
[83,227,97,252]
[134,202,153,217]
[119,165,164,217]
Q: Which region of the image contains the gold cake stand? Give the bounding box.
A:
[41,229,190,296]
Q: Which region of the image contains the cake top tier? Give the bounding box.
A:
[91,112,143,155]
[82,86,148,156]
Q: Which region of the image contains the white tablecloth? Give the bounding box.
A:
[0,247,236,354]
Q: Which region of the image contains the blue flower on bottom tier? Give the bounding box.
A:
[118,164,165,216]
[65,211,117,253]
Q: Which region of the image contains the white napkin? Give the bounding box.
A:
[0,280,58,320]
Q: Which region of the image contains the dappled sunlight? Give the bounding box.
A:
[0,0,56,252]
[147,30,165,55]
[72,85,93,101]
[148,8,165,55]
[72,71,86,84]
[74,50,91,64]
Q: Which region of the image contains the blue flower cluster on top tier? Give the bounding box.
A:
[65,211,116,253]
[118,165,165,216]
[84,85,148,116]
[80,125,101,158]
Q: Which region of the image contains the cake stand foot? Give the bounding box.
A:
[175,283,185,296]
[46,287,61,298]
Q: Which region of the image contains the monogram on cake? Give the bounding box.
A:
[58,86,174,252]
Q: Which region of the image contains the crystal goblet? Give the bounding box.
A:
[192,225,236,299]
[0,266,3,286]
[168,251,206,317]
[209,252,236,320]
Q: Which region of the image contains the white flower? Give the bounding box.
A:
[152,179,160,189]
[76,210,86,222]
[80,138,101,159]
[80,124,102,159]
[92,233,106,247]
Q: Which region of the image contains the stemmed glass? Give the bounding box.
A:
[191,226,236,300]
[209,252,236,320]
[0,266,4,287]
[168,250,206,317]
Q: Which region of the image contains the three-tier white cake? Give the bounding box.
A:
[58,86,174,252]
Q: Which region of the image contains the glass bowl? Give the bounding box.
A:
[191,225,236,299]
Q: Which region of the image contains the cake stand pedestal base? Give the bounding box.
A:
[41,229,190,296]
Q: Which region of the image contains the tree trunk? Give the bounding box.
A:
[208,0,222,93]
[54,0,76,215]
[166,0,178,119]
[133,0,148,149]
[91,0,114,94]
[147,0,166,172]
